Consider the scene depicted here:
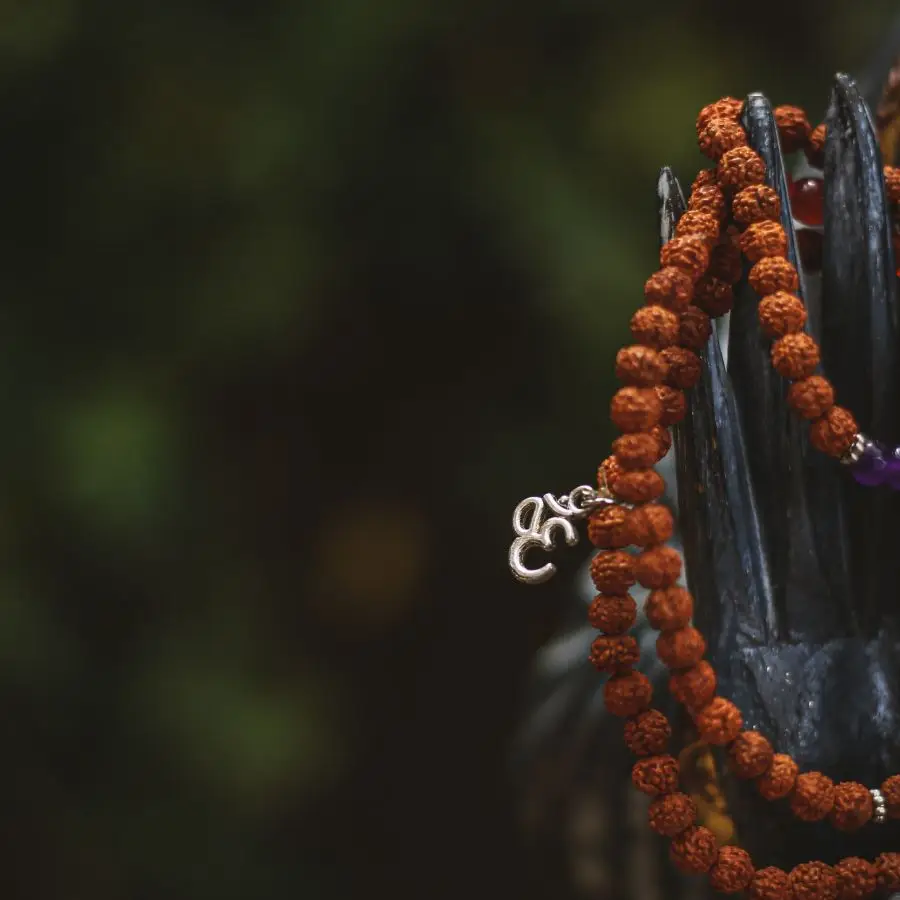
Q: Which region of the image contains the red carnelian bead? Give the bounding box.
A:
[788,177,824,227]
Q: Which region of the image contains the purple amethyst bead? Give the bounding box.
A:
[885,447,900,490]
[850,440,888,486]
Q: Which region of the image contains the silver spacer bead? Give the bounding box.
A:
[871,787,887,824]
[840,432,870,466]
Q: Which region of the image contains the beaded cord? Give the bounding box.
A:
[587,97,900,898]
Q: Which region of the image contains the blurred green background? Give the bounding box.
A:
[0,1,896,898]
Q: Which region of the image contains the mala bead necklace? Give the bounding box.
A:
[508,97,900,898]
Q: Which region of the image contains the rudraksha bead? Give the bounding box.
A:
[829,782,873,832]
[875,852,900,892]
[587,505,630,549]
[588,593,637,634]
[749,255,799,295]
[774,104,812,153]
[590,550,635,593]
[881,774,900,818]
[645,585,692,631]
[709,227,743,283]
[789,861,837,900]
[634,545,682,589]
[656,626,706,669]
[644,267,695,312]
[669,660,716,711]
[740,220,789,261]
[623,709,671,756]
[750,866,791,900]
[631,304,680,349]
[787,375,835,420]
[650,424,672,458]
[733,183,781,224]
[661,234,710,280]
[771,332,820,380]
[834,857,876,900]
[758,291,807,337]
[654,384,687,426]
[692,168,718,191]
[660,346,702,389]
[613,432,663,469]
[669,825,719,874]
[610,468,665,504]
[790,771,835,822]
[718,146,766,189]
[806,123,827,168]
[648,791,696,836]
[693,275,735,318]
[610,386,663,433]
[810,406,858,458]
[678,306,712,351]
[615,344,670,386]
[675,209,721,244]
[757,753,799,800]
[883,165,900,203]
[625,504,674,548]
[632,754,679,795]
[590,634,640,673]
[709,846,754,894]
[728,730,773,779]
[694,696,743,745]
[688,184,727,221]
[604,670,653,717]
[696,97,743,132]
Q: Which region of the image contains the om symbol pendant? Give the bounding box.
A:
[508,485,612,584]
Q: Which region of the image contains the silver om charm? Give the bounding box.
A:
[509,485,612,585]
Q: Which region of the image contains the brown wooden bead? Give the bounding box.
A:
[834,857,876,900]
[709,226,743,283]
[631,304,680,349]
[740,220,789,261]
[669,661,716,712]
[604,669,652,717]
[615,344,669,387]
[635,545,682,589]
[758,291,807,337]
[771,332,820,380]
[590,634,640,673]
[669,825,719,875]
[875,852,900,892]
[648,791,696,836]
[644,267,695,312]
[587,505,630,549]
[688,184,727,221]
[692,168,718,192]
[588,593,637,634]
[611,468,665,504]
[750,866,791,900]
[699,118,747,160]
[625,504,674,548]
[624,709,672,756]
[733,184,781,224]
[645,585,692,631]
[774,104,812,153]
[656,626,706,669]
[697,97,743,132]
[694,274,735,316]
[590,550,635,593]
[613,432,663,469]
[650,424,672,458]
[661,346,702,390]
[749,255,799,295]
[788,375,835,420]
[789,861,837,900]
[675,209,720,245]
[884,165,900,203]
[654,385,687,426]
[757,753,799,800]
[660,235,710,281]
[679,306,712,351]
[728,730,773,779]
[710,846,755,894]
[806,123,827,168]
[790,771,835,822]
[695,696,743,745]
[810,406,858,458]
[718,146,766,189]
[829,782,873,832]
[632,753,679,795]
[610,386,663,433]
[881,774,900,817]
